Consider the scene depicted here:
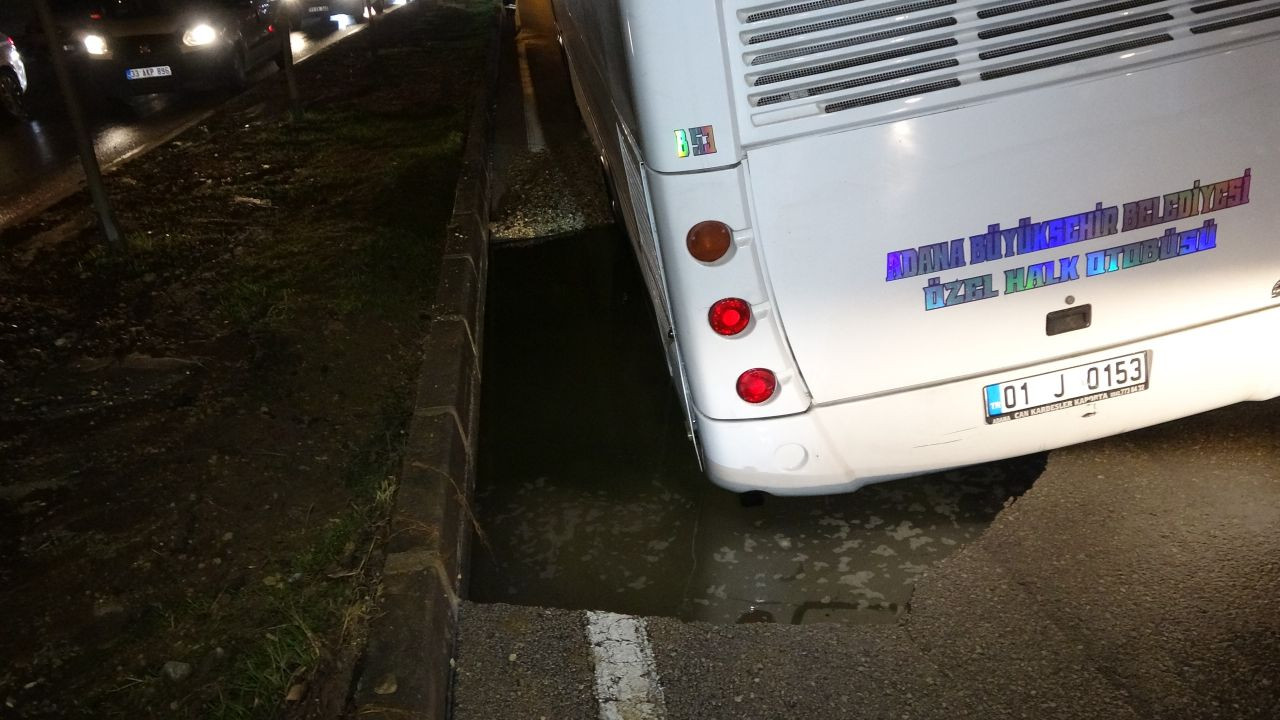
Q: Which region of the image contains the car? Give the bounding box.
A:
[60,0,286,99]
[284,0,370,28]
[0,32,29,120]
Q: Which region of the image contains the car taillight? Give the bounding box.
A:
[736,369,776,404]
[708,298,751,336]
[687,220,732,263]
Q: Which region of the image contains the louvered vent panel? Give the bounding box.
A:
[729,0,1280,133]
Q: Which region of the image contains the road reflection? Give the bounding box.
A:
[0,15,367,227]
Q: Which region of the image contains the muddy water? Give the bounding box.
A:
[470,229,1044,624]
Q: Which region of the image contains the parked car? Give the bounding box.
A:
[0,32,29,120]
[60,0,286,99]
[284,0,370,27]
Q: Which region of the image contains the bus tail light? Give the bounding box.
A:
[687,221,731,263]
[709,298,751,336]
[736,369,776,404]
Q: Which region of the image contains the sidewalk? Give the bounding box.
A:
[0,2,492,717]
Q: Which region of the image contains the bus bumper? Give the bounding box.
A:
[696,305,1280,496]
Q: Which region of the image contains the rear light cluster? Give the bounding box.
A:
[736,369,777,404]
[690,221,778,404]
[708,297,750,336]
[686,220,731,263]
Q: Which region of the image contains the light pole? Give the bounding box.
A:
[278,6,303,122]
[32,0,125,251]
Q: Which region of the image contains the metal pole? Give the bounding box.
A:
[278,11,303,122]
[32,0,124,251]
[365,0,379,60]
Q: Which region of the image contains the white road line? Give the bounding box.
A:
[584,611,668,720]
[515,32,548,152]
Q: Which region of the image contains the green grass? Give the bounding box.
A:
[43,3,495,716]
[213,111,464,325]
[74,230,193,277]
[209,596,331,720]
[217,279,293,327]
[208,396,409,719]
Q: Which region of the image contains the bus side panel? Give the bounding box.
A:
[615,0,741,173]
[554,0,670,332]
[551,0,636,136]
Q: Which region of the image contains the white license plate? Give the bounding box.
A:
[309,5,330,10]
[125,65,172,80]
[983,351,1149,424]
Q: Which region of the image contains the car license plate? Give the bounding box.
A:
[309,5,330,11]
[125,65,172,80]
[983,351,1149,424]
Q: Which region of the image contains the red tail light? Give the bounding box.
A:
[709,298,751,336]
[687,221,732,263]
[736,369,777,404]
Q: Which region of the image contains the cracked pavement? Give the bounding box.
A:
[454,397,1280,719]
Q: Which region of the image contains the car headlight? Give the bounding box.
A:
[182,23,218,47]
[83,34,107,55]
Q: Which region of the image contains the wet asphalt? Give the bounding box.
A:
[454,1,1280,718]
[457,398,1280,720]
[0,11,375,228]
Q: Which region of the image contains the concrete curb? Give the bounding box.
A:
[350,4,500,718]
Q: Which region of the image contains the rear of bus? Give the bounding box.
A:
[558,0,1280,495]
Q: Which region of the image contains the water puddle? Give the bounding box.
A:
[470,229,1045,624]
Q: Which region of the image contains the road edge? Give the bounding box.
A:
[348,3,500,718]
[0,6,385,232]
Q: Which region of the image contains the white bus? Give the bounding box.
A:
[550,0,1280,495]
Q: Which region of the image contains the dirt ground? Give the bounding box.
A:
[0,2,491,717]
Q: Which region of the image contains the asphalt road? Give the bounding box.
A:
[457,399,1280,719]
[0,11,374,229]
[455,1,1280,718]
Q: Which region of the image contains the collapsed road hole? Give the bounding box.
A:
[468,229,1046,625]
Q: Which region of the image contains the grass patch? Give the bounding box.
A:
[340,395,412,495]
[221,117,464,321]
[217,279,293,327]
[73,230,195,277]
[0,2,494,718]
[209,595,332,720]
[208,396,410,719]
